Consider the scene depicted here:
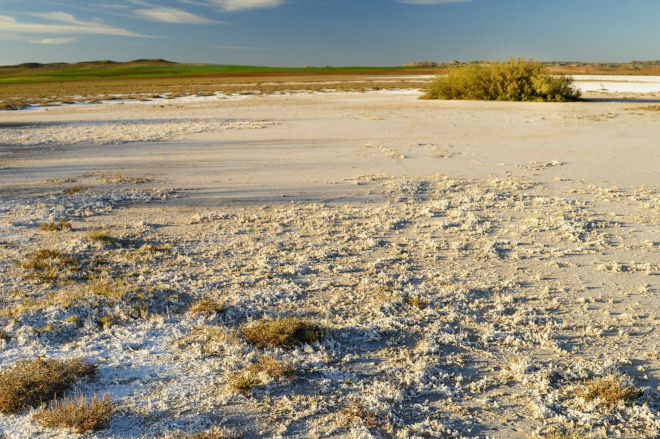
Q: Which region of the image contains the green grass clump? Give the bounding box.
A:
[0,358,97,414]
[423,58,581,102]
[241,317,323,348]
[34,393,114,433]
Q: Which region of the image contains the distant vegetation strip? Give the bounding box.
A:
[0,74,430,111]
[2,59,660,85]
[0,60,431,84]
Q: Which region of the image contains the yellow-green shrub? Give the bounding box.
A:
[423,58,581,102]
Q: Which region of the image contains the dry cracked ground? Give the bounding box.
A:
[0,93,660,439]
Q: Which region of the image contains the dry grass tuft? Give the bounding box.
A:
[39,219,73,232]
[99,315,114,329]
[540,429,586,439]
[0,278,138,318]
[339,401,378,427]
[247,355,294,379]
[574,375,642,412]
[138,243,171,254]
[62,186,86,194]
[0,358,97,414]
[227,373,259,394]
[404,295,429,309]
[189,298,227,315]
[174,326,241,357]
[88,230,117,246]
[34,393,114,433]
[628,105,660,111]
[102,174,152,184]
[168,427,243,439]
[88,277,135,300]
[18,249,79,283]
[241,317,323,348]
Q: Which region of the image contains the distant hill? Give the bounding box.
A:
[0,59,186,75]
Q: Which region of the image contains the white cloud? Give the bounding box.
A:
[30,37,77,45]
[0,12,151,37]
[398,0,471,4]
[33,12,94,25]
[211,0,284,12]
[135,7,217,23]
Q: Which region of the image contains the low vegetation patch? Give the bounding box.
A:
[574,375,642,412]
[168,427,243,439]
[39,219,73,232]
[1,278,136,317]
[62,186,86,194]
[18,249,79,283]
[101,174,152,184]
[175,326,240,357]
[541,430,586,439]
[138,243,171,254]
[628,105,660,111]
[34,393,114,433]
[88,230,117,246]
[248,355,294,379]
[339,401,378,427]
[0,358,97,414]
[241,317,323,348]
[189,297,227,315]
[404,295,429,309]
[227,373,259,394]
[88,276,135,300]
[423,58,581,102]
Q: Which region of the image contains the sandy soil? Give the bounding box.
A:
[1,90,660,439]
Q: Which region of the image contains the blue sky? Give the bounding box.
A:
[1,0,659,66]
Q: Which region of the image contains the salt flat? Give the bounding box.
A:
[0,90,660,439]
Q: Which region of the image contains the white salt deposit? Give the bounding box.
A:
[0,118,274,146]
[573,75,660,94]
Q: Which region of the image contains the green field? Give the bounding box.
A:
[0,60,427,84]
[0,60,435,110]
[3,59,660,85]
[4,58,656,110]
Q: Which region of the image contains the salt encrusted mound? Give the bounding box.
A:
[0,118,274,146]
[0,174,659,438]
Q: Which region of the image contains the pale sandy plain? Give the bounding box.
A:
[0,77,660,439]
